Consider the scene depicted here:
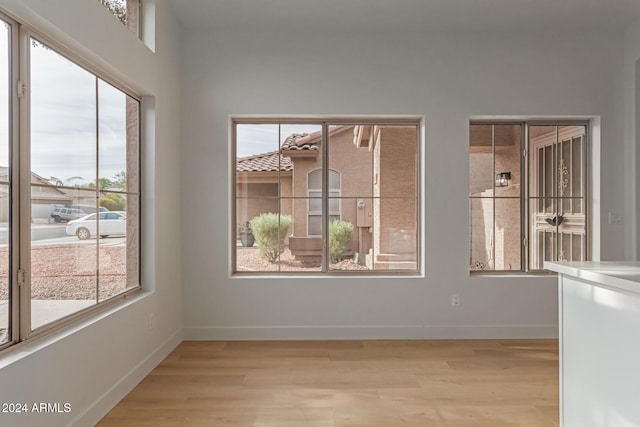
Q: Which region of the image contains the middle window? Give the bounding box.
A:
[234,120,420,274]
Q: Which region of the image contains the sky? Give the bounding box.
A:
[236,124,321,158]
[0,23,132,186]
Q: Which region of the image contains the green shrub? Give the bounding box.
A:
[99,193,126,211]
[249,213,292,263]
[329,220,353,262]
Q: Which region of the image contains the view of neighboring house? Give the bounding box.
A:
[0,166,106,222]
[236,125,418,270]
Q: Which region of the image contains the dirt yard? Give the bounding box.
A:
[236,246,369,272]
[0,244,130,300]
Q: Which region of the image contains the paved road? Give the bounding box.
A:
[0,223,69,244]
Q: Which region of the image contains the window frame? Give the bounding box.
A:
[231,117,422,276]
[0,13,143,351]
[469,120,590,275]
[0,11,20,352]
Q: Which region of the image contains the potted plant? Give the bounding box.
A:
[239,221,255,247]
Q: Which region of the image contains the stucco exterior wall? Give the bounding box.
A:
[236,182,280,231]
[371,126,417,268]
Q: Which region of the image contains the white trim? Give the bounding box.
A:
[184,325,558,340]
[69,328,182,427]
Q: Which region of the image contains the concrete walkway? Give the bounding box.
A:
[0,299,96,331]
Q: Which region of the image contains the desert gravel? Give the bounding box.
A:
[236,246,369,272]
[0,244,129,300]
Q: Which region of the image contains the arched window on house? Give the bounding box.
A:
[307,169,341,235]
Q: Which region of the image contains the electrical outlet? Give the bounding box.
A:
[608,211,623,225]
[451,293,461,307]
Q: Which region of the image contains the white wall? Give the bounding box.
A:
[181,26,628,340]
[624,16,640,260]
[0,1,183,426]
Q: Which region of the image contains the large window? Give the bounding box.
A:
[234,120,420,274]
[0,15,141,350]
[469,122,588,272]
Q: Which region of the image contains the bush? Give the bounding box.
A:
[329,220,353,262]
[99,193,126,211]
[249,213,292,263]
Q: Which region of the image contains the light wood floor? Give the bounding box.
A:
[98,340,559,426]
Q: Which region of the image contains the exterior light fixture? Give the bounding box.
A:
[495,172,511,187]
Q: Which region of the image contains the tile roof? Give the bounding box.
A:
[281,131,320,152]
[237,151,293,172]
[237,127,351,172]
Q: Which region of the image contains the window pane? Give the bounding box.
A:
[98,193,138,301]
[470,198,494,270]
[373,197,417,271]
[571,135,583,198]
[31,195,97,330]
[236,198,279,234]
[495,198,521,270]
[308,197,322,213]
[281,199,321,272]
[308,215,322,236]
[308,169,322,190]
[0,20,9,345]
[494,125,521,197]
[528,125,557,199]
[375,126,417,198]
[329,198,370,271]
[328,169,340,190]
[282,125,322,199]
[0,186,8,344]
[329,197,340,213]
[31,39,97,188]
[280,124,322,148]
[469,124,494,197]
[0,21,8,174]
[237,124,279,160]
[528,197,557,270]
[235,198,285,272]
[328,125,373,198]
[99,80,139,193]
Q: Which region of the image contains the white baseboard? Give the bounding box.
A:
[184,325,558,340]
[70,328,183,427]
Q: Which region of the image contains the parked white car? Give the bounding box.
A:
[66,211,127,240]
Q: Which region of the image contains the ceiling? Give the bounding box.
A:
[171,0,640,32]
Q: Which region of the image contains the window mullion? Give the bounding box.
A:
[95,77,100,303]
[17,24,31,341]
[321,123,328,272]
[492,125,496,269]
[523,124,529,272]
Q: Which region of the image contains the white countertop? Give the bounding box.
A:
[544,261,640,295]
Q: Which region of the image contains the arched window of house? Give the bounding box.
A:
[307,169,340,235]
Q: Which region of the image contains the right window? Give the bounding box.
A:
[469,122,588,272]
[234,120,420,274]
